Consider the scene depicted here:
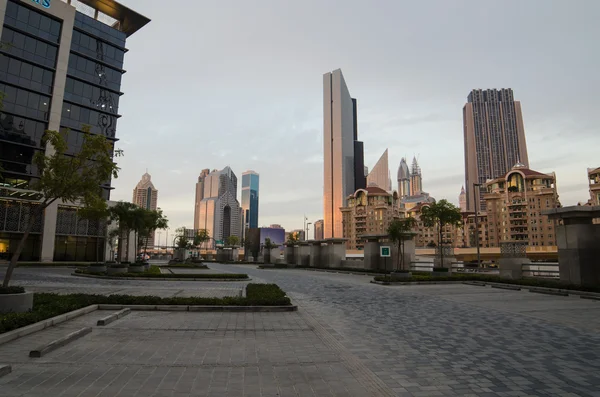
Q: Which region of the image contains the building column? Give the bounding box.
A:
[40,202,59,262]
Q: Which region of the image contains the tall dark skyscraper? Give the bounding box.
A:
[463,88,529,211]
[323,69,365,238]
[0,0,149,261]
[241,170,259,236]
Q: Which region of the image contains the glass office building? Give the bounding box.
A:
[0,0,149,261]
[241,170,259,235]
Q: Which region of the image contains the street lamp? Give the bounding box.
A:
[472,182,482,268]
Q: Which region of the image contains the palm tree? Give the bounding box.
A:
[420,199,462,269]
[387,217,417,271]
[263,238,278,264]
[108,202,138,263]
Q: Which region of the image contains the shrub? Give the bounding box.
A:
[109,263,129,269]
[274,263,288,269]
[392,270,411,273]
[0,286,26,294]
[432,267,449,272]
[74,268,247,279]
[0,283,291,334]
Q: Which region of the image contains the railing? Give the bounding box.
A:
[522,263,559,279]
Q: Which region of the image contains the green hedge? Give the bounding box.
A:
[0,286,25,294]
[164,264,209,269]
[0,284,290,334]
[373,273,600,293]
[74,268,248,279]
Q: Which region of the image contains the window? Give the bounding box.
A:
[0,56,54,94]
[0,28,58,68]
[4,1,62,43]
[0,83,49,120]
[70,30,125,69]
[67,54,122,91]
[61,103,117,137]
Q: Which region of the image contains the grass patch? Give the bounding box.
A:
[0,284,290,334]
[74,265,247,280]
[373,273,600,293]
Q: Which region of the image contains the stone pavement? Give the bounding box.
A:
[0,310,383,396]
[2,264,600,396]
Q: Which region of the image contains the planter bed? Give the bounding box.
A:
[0,283,291,335]
[372,274,600,294]
[0,287,33,313]
[163,264,209,269]
[73,269,248,280]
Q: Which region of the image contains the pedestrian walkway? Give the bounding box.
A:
[0,310,385,396]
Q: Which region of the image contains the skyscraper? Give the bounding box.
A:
[366,149,389,190]
[459,186,467,212]
[410,157,422,196]
[463,88,529,211]
[397,158,411,198]
[323,69,364,238]
[193,169,210,230]
[195,167,242,245]
[0,0,149,261]
[132,172,158,248]
[241,170,259,236]
[314,219,324,240]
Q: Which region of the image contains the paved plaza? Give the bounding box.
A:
[1,263,600,396]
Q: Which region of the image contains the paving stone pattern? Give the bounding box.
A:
[2,263,600,396]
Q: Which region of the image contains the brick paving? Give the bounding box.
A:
[1,263,600,396]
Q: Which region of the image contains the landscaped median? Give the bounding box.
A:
[0,283,293,336]
[73,265,249,281]
[371,273,600,295]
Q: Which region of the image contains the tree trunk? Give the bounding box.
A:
[125,229,130,263]
[3,206,43,287]
[116,227,123,263]
[400,239,405,270]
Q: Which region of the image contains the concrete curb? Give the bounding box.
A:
[0,305,98,347]
[71,273,250,282]
[97,308,131,326]
[492,284,522,291]
[96,304,297,312]
[371,278,600,298]
[581,295,600,301]
[0,364,11,378]
[529,288,568,297]
[29,327,92,358]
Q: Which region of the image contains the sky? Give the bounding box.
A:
[111,0,600,245]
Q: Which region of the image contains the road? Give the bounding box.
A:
[2,263,600,396]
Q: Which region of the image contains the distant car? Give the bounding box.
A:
[137,254,150,261]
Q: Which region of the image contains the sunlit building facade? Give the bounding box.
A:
[0,0,149,261]
[483,163,559,247]
[589,167,600,206]
[323,69,365,239]
[366,149,389,190]
[313,219,323,240]
[341,187,400,250]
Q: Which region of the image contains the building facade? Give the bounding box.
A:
[241,170,259,237]
[0,0,148,261]
[194,167,242,246]
[463,89,529,211]
[313,219,323,240]
[409,157,422,196]
[323,69,365,239]
[459,186,467,212]
[483,163,559,247]
[366,149,389,190]
[193,169,210,230]
[132,172,157,248]
[589,167,600,206]
[341,187,400,250]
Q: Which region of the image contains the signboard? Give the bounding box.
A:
[32,0,51,8]
[215,240,224,246]
[380,246,391,257]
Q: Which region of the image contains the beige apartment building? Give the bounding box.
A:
[341,187,401,250]
[589,167,600,206]
[483,163,559,247]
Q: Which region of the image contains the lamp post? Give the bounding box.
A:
[473,182,482,268]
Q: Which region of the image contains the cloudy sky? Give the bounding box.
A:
[112,0,600,244]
